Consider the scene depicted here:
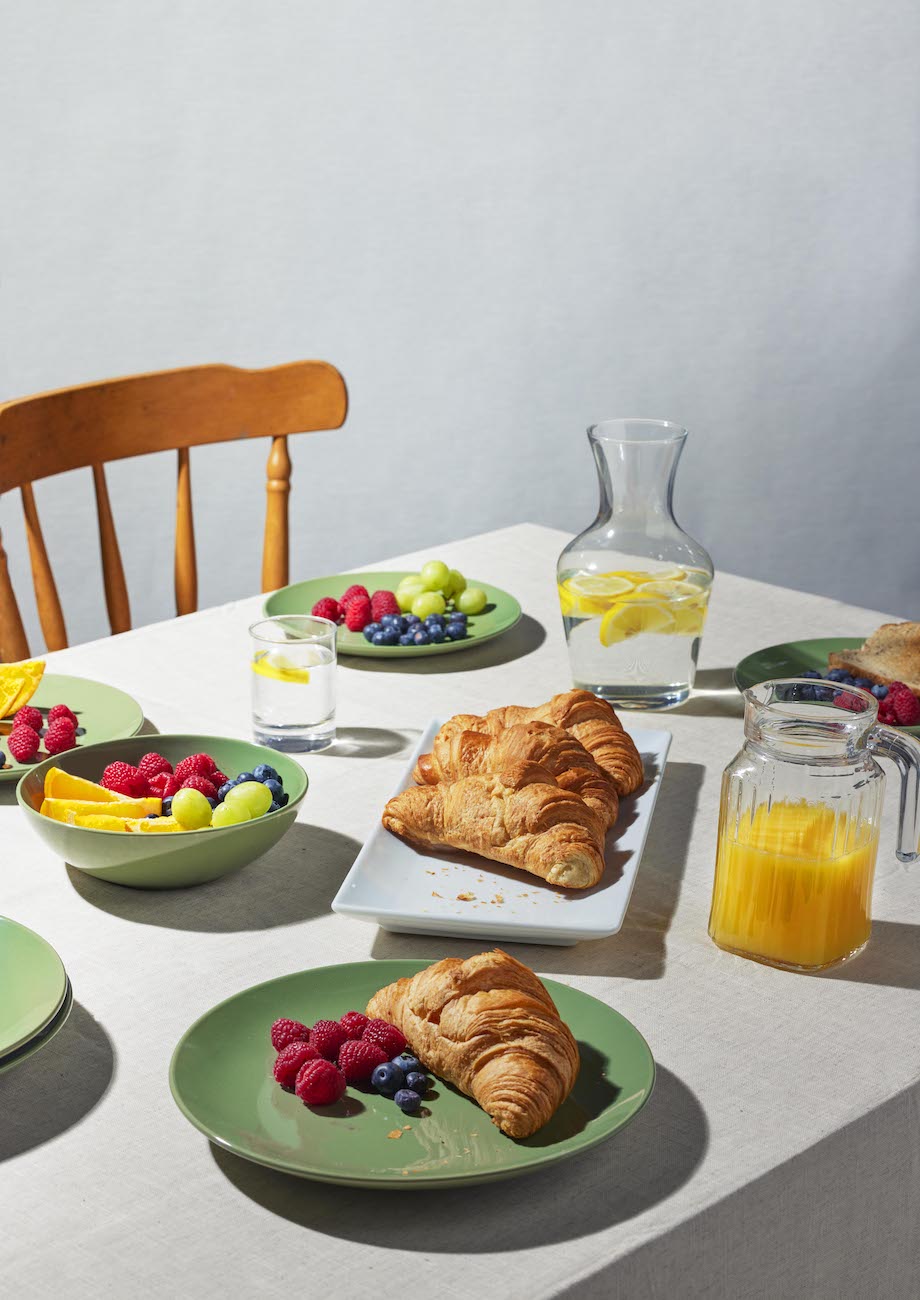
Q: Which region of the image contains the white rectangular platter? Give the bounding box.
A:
[332,718,671,946]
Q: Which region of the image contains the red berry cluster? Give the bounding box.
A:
[5,702,79,765]
[269,1011,408,1105]
[311,585,399,634]
[878,682,920,727]
[100,751,227,799]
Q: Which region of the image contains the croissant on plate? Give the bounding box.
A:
[366,949,580,1138]
[382,759,606,888]
[413,719,619,828]
[437,690,644,796]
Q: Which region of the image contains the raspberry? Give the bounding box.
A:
[311,597,342,623]
[14,706,43,732]
[138,752,172,782]
[101,761,148,798]
[7,726,40,763]
[174,753,217,784]
[344,596,373,632]
[833,691,868,714]
[295,1059,346,1106]
[44,720,77,756]
[370,590,400,620]
[270,1018,310,1051]
[272,1039,320,1088]
[181,774,218,799]
[339,1010,370,1040]
[337,1038,387,1084]
[885,682,920,727]
[340,584,369,607]
[47,704,78,727]
[211,771,228,791]
[362,1019,407,1058]
[149,771,180,799]
[310,1019,349,1061]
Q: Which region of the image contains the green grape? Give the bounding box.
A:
[456,586,487,615]
[225,781,273,819]
[172,787,213,830]
[420,560,450,591]
[212,800,252,828]
[397,577,426,611]
[411,590,446,619]
[446,568,466,598]
[397,572,422,592]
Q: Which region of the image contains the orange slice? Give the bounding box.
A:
[0,659,45,717]
[43,768,132,803]
[126,816,183,833]
[66,812,132,832]
[41,796,162,823]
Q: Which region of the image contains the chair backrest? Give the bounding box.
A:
[0,361,347,661]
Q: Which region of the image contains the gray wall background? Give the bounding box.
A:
[2,0,919,651]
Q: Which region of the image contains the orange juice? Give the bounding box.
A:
[709,800,878,970]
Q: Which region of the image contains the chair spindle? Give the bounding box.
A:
[92,464,131,635]
[262,434,291,592]
[175,447,198,615]
[0,522,30,662]
[20,483,68,652]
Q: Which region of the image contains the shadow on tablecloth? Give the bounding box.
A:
[0,1002,114,1162]
[667,667,745,719]
[340,615,546,675]
[370,760,705,981]
[815,920,920,991]
[63,822,362,932]
[209,1062,707,1246]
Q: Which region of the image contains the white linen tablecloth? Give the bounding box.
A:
[2,524,918,1299]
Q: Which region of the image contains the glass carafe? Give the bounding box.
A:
[556,418,713,709]
[709,679,920,972]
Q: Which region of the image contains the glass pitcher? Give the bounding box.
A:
[556,418,713,710]
[709,679,920,972]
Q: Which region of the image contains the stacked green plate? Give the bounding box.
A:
[0,918,72,1074]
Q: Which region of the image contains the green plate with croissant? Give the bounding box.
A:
[169,959,655,1189]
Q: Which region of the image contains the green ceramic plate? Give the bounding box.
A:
[263,572,522,657]
[0,979,73,1075]
[169,959,655,1189]
[17,735,309,889]
[0,917,68,1056]
[734,637,920,737]
[0,673,144,783]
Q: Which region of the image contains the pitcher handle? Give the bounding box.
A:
[869,725,920,863]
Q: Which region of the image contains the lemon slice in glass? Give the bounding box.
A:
[562,573,635,615]
[639,579,703,603]
[600,600,675,645]
[616,566,686,586]
[251,652,312,685]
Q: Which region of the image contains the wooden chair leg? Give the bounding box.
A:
[92,465,131,634]
[262,435,291,592]
[175,447,198,615]
[20,483,68,651]
[0,521,30,662]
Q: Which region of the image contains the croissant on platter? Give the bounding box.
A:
[433,690,644,797]
[413,719,619,828]
[383,759,606,888]
[366,949,579,1138]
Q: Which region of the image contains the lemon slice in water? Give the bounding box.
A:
[600,600,674,645]
[561,573,635,615]
[251,653,311,685]
[638,579,704,602]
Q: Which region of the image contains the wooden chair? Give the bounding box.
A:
[0,361,348,662]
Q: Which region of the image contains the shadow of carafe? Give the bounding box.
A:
[669,667,744,719]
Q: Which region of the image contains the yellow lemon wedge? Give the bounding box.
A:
[0,659,45,718]
[66,812,132,832]
[41,796,162,822]
[560,573,635,616]
[600,600,675,646]
[43,768,131,803]
[672,605,706,635]
[251,653,311,685]
[638,579,704,602]
[126,816,183,833]
[614,567,686,586]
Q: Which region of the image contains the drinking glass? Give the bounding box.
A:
[250,616,336,752]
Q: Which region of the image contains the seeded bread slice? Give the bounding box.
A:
[828,622,920,695]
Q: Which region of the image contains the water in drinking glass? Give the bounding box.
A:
[250,616,337,751]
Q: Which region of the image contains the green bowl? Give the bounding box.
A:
[16,735,308,890]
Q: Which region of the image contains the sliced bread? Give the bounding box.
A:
[828,622,920,695]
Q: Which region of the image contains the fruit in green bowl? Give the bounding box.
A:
[16,735,308,889]
[456,586,488,615]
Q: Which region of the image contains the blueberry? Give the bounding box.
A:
[363,624,380,643]
[826,668,848,682]
[162,797,172,816]
[379,628,400,646]
[871,683,889,700]
[371,1062,405,1095]
[217,782,234,802]
[394,1088,421,1114]
[428,628,446,643]
[444,623,466,641]
[146,812,159,820]
[279,791,289,806]
[398,633,415,646]
[799,685,817,701]
[424,614,446,629]
[412,629,431,646]
[405,1071,429,1093]
[380,614,401,627]
[449,611,467,623]
[813,685,835,702]
[853,677,873,689]
[392,1053,420,1074]
[252,763,278,783]
[405,614,421,627]
[206,796,218,808]
[840,674,855,685]
[264,778,284,802]
[236,772,254,785]
[372,631,388,645]
[269,800,282,813]
[800,669,822,680]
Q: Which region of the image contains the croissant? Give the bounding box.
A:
[429,691,644,796]
[383,760,606,888]
[366,949,580,1138]
[413,720,619,828]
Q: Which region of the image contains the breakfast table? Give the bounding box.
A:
[2,522,919,1299]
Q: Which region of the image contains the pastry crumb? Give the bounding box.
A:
[387,1129,403,1140]
[491,894,504,905]
[431,891,443,898]
[456,891,476,902]
[426,870,436,876]
[402,1124,411,1130]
